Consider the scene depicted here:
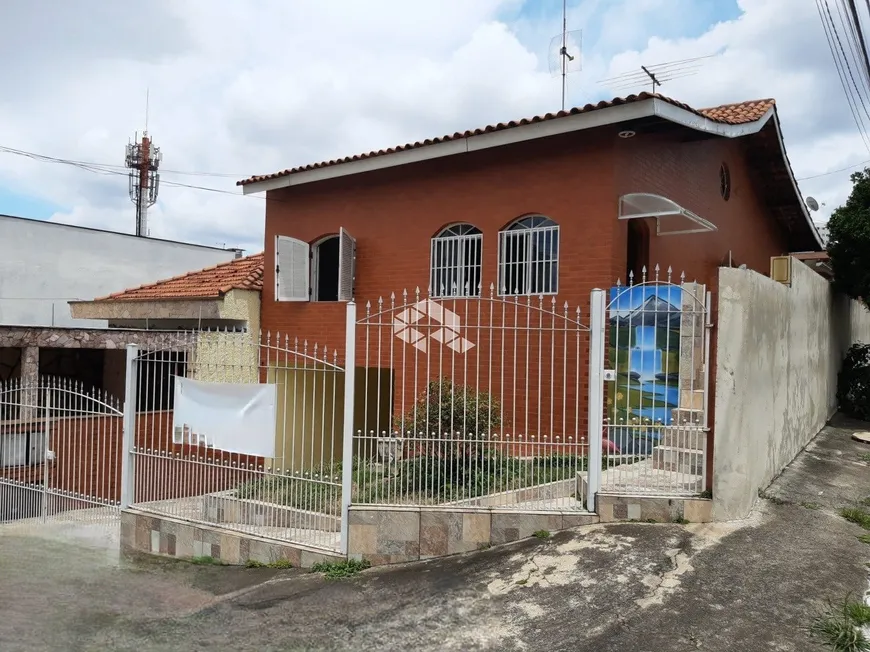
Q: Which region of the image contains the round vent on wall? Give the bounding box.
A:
[719,162,731,201]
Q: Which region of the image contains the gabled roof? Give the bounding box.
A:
[91,253,264,302]
[236,92,821,252]
[236,94,775,187]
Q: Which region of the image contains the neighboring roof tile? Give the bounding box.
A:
[93,253,264,302]
[698,98,775,124]
[237,93,776,186]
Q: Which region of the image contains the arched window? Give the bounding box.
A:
[430,223,483,298]
[497,215,559,295]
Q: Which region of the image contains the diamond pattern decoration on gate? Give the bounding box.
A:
[393,299,475,353]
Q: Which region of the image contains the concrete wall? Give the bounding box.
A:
[0,215,235,328]
[712,260,870,519]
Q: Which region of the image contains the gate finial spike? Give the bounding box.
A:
[680,270,686,283]
[489,282,495,297]
[641,265,647,283]
[654,263,660,282]
[628,270,634,286]
[667,266,673,283]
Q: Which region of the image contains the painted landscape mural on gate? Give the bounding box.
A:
[607,284,682,454]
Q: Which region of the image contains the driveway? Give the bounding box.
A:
[1,417,868,652]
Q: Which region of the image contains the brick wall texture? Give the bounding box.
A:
[259,127,792,467]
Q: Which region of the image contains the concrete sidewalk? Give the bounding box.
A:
[1,416,868,651]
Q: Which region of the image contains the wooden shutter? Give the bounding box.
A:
[275,235,310,302]
[338,227,357,302]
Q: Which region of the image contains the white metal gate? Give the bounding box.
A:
[0,376,123,528]
[340,285,598,538]
[125,330,346,553]
[593,268,712,496]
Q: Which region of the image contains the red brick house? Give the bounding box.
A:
[235,92,824,494]
[238,92,821,337]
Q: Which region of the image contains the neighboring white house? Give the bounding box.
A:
[814,222,829,247]
[0,214,239,328]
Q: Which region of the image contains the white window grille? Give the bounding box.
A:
[498,215,559,296]
[430,224,483,298]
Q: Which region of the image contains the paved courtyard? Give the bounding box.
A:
[1,418,868,652]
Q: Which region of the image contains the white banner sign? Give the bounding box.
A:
[172,377,277,457]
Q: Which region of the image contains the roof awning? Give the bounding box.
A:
[618,193,717,236]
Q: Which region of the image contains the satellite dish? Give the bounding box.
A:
[806,196,820,212]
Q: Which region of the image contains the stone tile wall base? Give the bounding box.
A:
[120,510,343,569]
[348,507,600,566]
[595,494,712,523]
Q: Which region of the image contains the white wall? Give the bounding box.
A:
[713,259,870,520]
[0,215,235,328]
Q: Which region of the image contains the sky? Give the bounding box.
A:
[0,0,863,254]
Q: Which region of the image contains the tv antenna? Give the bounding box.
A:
[598,54,716,95]
[548,0,582,111]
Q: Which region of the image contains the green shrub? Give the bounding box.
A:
[838,343,870,420]
[310,559,370,579]
[394,379,502,444]
[390,452,584,503]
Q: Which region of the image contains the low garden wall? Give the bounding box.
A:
[346,506,599,566]
[120,509,343,568]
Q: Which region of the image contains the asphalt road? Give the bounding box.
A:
[1,417,868,652]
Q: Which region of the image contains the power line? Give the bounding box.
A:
[797,158,870,180]
[0,144,243,179]
[846,0,870,85]
[815,0,870,155]
[827,0,870,129]
[0,141,291,208]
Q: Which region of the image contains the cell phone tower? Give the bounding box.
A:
[125,91,162,237]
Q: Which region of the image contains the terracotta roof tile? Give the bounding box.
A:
[699,98,775,124]
[93,253,264,302]
[237,93,776,186]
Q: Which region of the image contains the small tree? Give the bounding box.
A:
[393,379,504,500]
[395,379,502,443]
[826,168,870,309]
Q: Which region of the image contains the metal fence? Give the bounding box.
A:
[1,272,714,554]
[127,330,345,552]
[0,376,123,526]
[346,286,594,513]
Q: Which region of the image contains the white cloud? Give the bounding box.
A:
[0,0,861,252]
